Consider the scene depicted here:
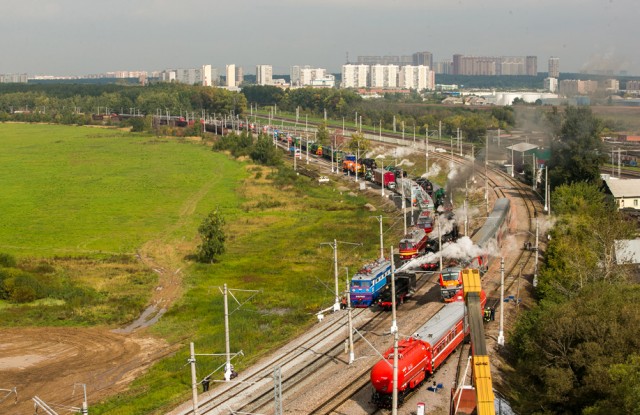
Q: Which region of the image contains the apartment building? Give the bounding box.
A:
[341,64,370,88]
[370,64,399,88]
[256,65,273,86]
[398,65,434,90]
[548,57,560,78]
[290,66,328,87]
[453,55,537,76]
[558,79,599,96]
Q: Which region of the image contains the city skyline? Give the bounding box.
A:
[1,0,638,77]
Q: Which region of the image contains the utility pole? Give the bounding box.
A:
[223,284,232,381]
[345,268,355,364]
[390,246,398,334]
[498,257,505,346]
[274,366,283,415]
[535,217,539,277]
[401,180,407,236]
[392,254,399,415]
[189,342,199,415]
[425,125,429,177]
[381,159,385,197]
[544,166,549,213]
[438,219,443,271]
[219,285,257,381]
[321,239,360,312]
[373,215,385,260]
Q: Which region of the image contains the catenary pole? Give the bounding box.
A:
[498,258,505,346]
[190,342,199,414]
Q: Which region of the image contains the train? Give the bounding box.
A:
[436,198,511,302]
[349,258,393,307]
[370,289,487,408]
[376,273,416,311]
[398,228,428,261]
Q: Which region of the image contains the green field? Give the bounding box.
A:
[0,124,245,256]
[0,123,402,413]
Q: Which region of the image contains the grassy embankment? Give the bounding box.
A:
[0,123,403,413]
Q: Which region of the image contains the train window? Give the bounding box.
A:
[441,272,458,282]
[352,281,370,289]
[635,199,638,206]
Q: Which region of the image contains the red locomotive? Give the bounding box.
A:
[398,228,428,261]
[370,288,486,408]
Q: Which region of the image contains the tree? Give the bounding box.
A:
[347,131,370,155]
[547,107,606,189]
[315,121,330,146]
[250,134,282,166]
[196,209,226,263]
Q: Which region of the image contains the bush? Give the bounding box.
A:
[0,253,16,268]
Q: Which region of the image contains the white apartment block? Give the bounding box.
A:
[370,64,399,88]
[310,75,335,88]
[159,65,212,86]
[256,65,273,86]
[544,77,558,93]
[226,64,236,88]
[0,73,28,83]
[291,65,328,87]
[341,64,369,88]
[398,65,434,91]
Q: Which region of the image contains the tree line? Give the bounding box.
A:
[507,107,640,414]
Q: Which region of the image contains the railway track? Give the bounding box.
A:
[168,123,540,415]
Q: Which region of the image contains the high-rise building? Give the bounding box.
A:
[341,64,369,88]
[412,51,433,69]
[291,65,328,86]
[433,61,453,74]
[158,65,212,86]
[526,56,538,76]
[602,79,620,92]
[548,57,560,78]
[0,73,28,83]
[235,66,244,86]
[226,64,236,88]
[398,65,434,90]
[626,80,640,91]
[544,77,558,93]
[559,79,599,97]
[256,65,273,86]
[370,64,399,88]
[357,55,412,65]
[452,54,538,75]
[452,54,464,75]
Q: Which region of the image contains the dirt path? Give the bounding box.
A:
[0,174,215,414]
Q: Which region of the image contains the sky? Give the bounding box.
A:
[1,0,638,77]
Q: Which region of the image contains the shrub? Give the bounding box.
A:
[0,253,16,268]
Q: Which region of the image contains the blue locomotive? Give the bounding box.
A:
[349,258,392,307]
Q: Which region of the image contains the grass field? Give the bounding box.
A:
[0,124,246,256]
[0,123,404,413]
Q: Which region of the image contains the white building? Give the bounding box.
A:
[544,77,558,93]
[256,65,273,86]
[370,64,399,88]
[398,65,434,91]
[310,75,335,88]
[158,65,212,86]
[0,73,28,83]
[226,64,236,88]
[604,178,640,210]
[291,65,328,86]
[548,57,560,78]
[341,64,369,88]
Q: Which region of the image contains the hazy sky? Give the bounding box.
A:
[1,0,638,76]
